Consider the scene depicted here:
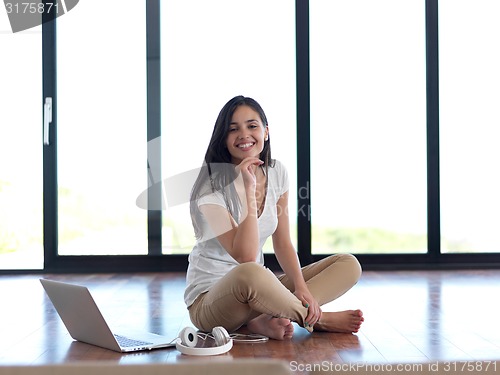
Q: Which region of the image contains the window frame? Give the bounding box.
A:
[3,0,499,274]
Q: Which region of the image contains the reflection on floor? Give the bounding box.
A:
[1,270,499,368]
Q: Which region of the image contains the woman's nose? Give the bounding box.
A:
[238,131,250,139]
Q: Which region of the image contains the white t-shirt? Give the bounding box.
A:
[184,160,289,307]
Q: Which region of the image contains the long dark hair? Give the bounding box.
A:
[190,95,274,239]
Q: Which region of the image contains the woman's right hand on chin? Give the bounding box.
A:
[236,157,264,191]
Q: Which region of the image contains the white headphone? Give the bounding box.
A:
[175,326,233,356]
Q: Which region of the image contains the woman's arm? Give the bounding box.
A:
[272,191,307,290]
[272,191,322,327]
[199,157,262,263]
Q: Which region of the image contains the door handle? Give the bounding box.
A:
[43,97,52,146]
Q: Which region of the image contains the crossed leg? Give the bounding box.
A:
[188,254,363,340]
[277,253,364,334]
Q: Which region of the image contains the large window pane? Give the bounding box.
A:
[160,0,297,254]
[57,1,147,255]
[0,17,43,269]
[440,0,500,253]
[310,0,427,254]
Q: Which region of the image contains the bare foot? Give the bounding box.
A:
[247,314,294,340]
[314,310,364,333]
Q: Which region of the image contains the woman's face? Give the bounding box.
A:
[225,105,268,165]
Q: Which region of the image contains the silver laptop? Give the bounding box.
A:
[40,279,176,352]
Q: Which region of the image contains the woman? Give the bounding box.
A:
[185,95,363,340]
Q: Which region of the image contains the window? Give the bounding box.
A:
[439,0,500,253]
[4,0,499,272]
[56,0,148,255]
[0,15,43,269]
[310,0,427,255]
[160,0,297,254]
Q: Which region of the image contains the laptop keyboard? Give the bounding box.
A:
[114,334,153,348]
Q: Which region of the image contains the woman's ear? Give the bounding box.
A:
[264,125,269,141]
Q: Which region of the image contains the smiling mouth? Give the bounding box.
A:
[237,142,255,150]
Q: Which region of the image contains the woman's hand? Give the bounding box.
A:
[294,285,322,328]
[235,157,264,192]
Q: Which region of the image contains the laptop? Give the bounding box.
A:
[40,279,177,352]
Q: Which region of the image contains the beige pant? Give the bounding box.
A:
[188,253,362,333]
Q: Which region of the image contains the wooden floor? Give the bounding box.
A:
[1,270,500,372]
